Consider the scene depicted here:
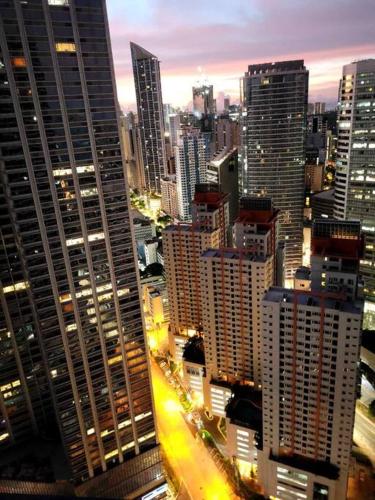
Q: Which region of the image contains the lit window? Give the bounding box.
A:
[104,449,118,460]
[81,187,98,197]
[12,57,26,67]
[55,42,76,53]
[48,0,69,4]
[53,165,95,177]
[0,433,10,442]
[3,281,29,294]
[108,355,122,366]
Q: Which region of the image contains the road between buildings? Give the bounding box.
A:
[150,357,239,500]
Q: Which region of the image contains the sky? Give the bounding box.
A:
[107,0,375,112]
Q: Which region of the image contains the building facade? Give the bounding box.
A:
[175,133,207,221]
[260,220,364,500]
[241,60,308,279]
[201,248,273,389]
[333,59,375,309]
[130,42,167,194]
[206,148,239,224]
[163,224,221,359]
[120,112,145,192]
[0,1,162,496]
[191,184,230,247]
[160,175,178,219]
[193,83,214,117]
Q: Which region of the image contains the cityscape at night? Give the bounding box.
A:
[0,1,374,499]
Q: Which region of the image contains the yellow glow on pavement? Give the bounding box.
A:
[151,358,238,499]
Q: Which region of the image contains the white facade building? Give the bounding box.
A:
[259,220,364,500]
[200,248,273,389]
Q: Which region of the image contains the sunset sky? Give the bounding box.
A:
[107,0,375,112]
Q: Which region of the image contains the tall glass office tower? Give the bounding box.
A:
[241,60,308,279]
[130,42,167,194]
[334,59,375,316]
[0,0,162,497]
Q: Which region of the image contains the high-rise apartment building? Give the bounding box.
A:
[160,175,178,219]
[192,184,230,247]
[241,60,308,278]
[0,1,162,497]
[193,83,214,117]
[201,248,273,389]
[233,196,284,286]
[163,186,229,359]
[260,219,364,500]
[334,59,375,309]
[163,224,221,360]
[131,42,167,194]
[175,133,207,220]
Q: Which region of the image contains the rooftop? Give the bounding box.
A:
[269,452,340,481]
[193,186,229,207]
[263,286,362,315]
[209,147,237,167]
[236,197,279,225]
[163,224,217,235]
[201,248,268,263]
[295,266,311,280]
[311,219,364,260]
[311,189,335,201]
[248,60,306,75]
[226,385,262,432]
[182,335,205,365]
[130,41,157,61]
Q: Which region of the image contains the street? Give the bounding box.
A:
[354,408,375,466]
[150,358,239,500]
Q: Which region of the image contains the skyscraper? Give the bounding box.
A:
[130,42,167,194]
[0,1,162,497]
[192,82,214,117]
[260,220,364,500]
[175,132,208,220]
[241,60,308,278]
[334,59,375,312]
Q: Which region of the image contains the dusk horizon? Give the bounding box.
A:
[107,0,375,111]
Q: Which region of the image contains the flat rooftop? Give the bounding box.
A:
[209,147,237,166]
[202,248,268,263]
[270,452,340,480]
[226,385,262,432]
[163,224,217,234]
[183,336,205,365]
[263,286,362,315]
[312,189,335,201]
[295,266,311,280]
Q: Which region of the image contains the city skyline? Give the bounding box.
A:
[107,0,375,110]
[1,1,374,499]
